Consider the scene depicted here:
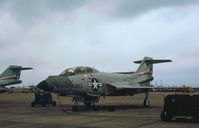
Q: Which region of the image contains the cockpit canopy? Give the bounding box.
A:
[59,66,99,76]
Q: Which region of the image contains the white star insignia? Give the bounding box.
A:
[88,78,102,91]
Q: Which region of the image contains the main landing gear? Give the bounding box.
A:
[71,96,99,112]
[72,99,79,112]
[143,89,150,107]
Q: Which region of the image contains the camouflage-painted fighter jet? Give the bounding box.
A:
[0,65,33,92]
[37,57,171,109]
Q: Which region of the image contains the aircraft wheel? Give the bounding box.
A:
[144,99,150,107]
[108,106,115,112]
[72,106,79,112]
[42,103,46,107]
[52,101,56,106]
[31,101,35,107]
[84,103,91,107]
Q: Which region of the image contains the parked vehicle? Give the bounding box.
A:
[161,94,199,121]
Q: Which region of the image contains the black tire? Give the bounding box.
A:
[72,106,79,112]
[165,115,172,121]
[84,103,91,107]
[108,107,115,112]
[42,103,46,107]
[31,101,35,107]
[93,106,100,111]
[52,101,56,106]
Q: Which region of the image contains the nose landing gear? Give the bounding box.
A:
[31,90,56,107]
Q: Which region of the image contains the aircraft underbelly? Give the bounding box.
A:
[108,88,145,96]
[0,80,22,86]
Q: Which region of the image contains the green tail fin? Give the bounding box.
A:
[0,65,33,79]
[134,57,172,75]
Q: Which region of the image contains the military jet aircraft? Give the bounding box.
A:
[0,65,33,92]
[37,57,171,110]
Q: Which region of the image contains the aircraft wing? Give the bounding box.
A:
[108,82,153,89]
[105,82,153,96]
[0,87,8,93]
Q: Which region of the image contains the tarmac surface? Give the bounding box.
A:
[0,92,199,128]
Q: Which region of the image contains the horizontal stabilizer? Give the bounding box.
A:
[0,65,33,79]
[10,66,33,70]
[134,57,172,74]
[134,59,172,64]
[21,67,33,70]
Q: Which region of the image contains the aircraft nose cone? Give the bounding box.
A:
[37,80,52,92]
[37,75,73,94]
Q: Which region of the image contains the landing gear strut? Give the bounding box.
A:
[143,89,150,107]
[71,96,99,111]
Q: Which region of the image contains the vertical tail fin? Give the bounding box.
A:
[134,57,172,75]
[0,65,33,80]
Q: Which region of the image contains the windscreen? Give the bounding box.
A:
[59,66,99,76]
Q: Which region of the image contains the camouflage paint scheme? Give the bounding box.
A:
[0,65,32,92]
[37,57,171,107]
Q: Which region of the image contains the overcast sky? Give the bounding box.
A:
[0,0,199,87]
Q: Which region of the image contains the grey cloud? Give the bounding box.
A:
[113,0,199,18]
[1,0,199,25]
[0,0,88,24]
[0,0,199,87]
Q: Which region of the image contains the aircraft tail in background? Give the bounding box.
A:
[0,65,33,87]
